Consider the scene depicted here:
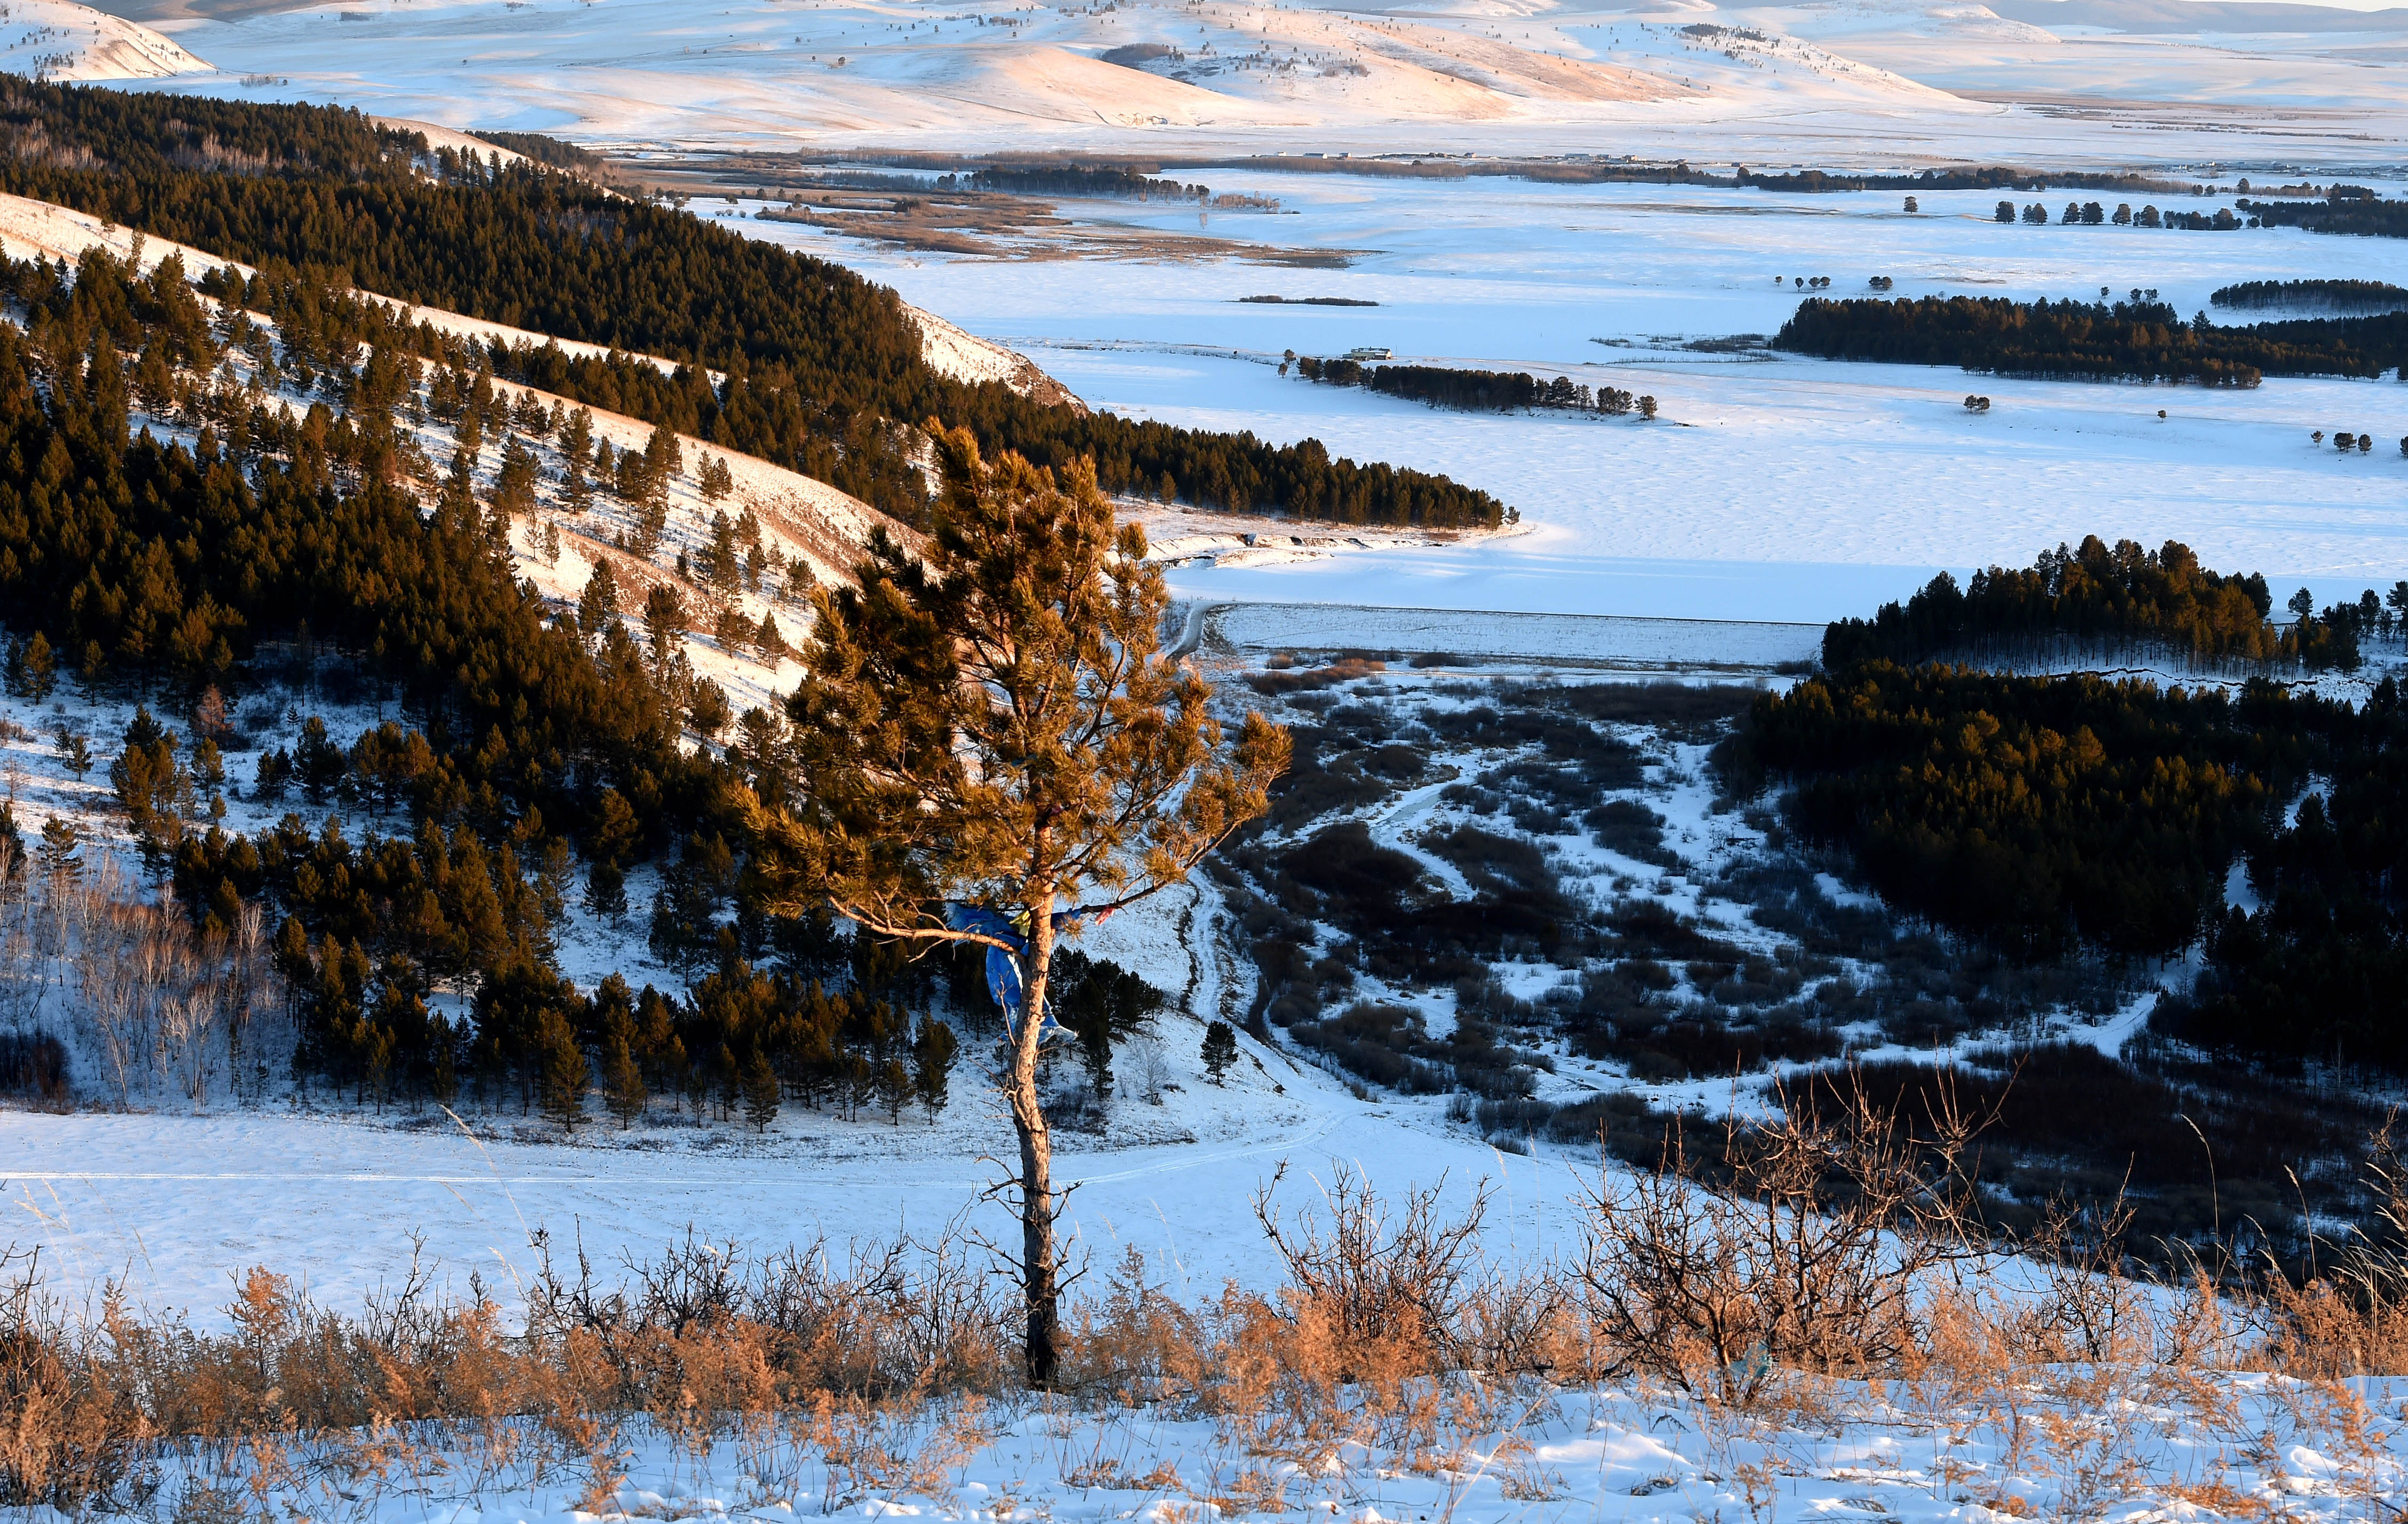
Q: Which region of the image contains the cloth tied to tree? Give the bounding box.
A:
[940,903,1113,1034]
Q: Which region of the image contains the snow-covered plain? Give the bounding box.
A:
[737,176,2408,621]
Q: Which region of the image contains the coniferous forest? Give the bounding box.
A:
[1820,536,2370,672]
[0,80,1505,531]
[1724,542,2408,1077]
[1774,292,2408,383]
[1295,354,1648,418]
[0,89,1256,1126]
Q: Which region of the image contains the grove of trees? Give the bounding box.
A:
[1775,293,2408,384]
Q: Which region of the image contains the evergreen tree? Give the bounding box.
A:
[642,585,686,678]
[602,1031,648,1128]
[536,1008,588,1130]
[429,1014,459,1104]
[913,1015,957,1119]
[37,814,78,871]
[577,559,620,638]
[741,1046,780,1132]
[876,1056,912,1125]
[15,630,53,701]
[585,859,627,918]
[703,509,741,595]
[751,424,1288,1388]
[561,407,596,515]
[1202,1019,1238,1085]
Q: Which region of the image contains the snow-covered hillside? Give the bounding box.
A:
[59,0,2408,167]
[0,0,209,80]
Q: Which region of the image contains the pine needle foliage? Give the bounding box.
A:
[751,425,1289,1386]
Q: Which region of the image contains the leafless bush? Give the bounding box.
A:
[0,851,278,1112]
[1575,1068,1988,1399]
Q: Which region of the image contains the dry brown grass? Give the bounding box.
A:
[9,1081,2408,1518]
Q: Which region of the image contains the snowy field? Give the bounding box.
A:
[731,176,2408,621]
[44,1363,2408,1524]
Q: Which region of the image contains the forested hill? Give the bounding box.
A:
[0,81,1505,531]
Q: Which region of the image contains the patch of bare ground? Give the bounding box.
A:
[755,195,1363,264]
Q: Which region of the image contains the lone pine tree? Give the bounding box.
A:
[751,424,1288,1388]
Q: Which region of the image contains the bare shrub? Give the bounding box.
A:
[1574,1069,1987,1399]
[0,852,277,1112]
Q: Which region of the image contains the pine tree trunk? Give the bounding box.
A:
[1009,889,1061,1388]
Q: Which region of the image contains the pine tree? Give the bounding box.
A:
[536,1010,588,1131]
[561,408,597,516]
[430,1015,460,1105]
[492,435,541,521]
[631,424,680,553]
[578,559,620,637]
[877,1056,912,1125]
[703,509,741,594]
[741,1047,780,1132]
[37,816,79,883]
[603,1032,648,1128]
[643,585,687,680]
[18,630,55,702]
[1202,1020,1238,1085]
[585,859,627,918]
[751,424,1289,1388]
[913,1015,957,1119]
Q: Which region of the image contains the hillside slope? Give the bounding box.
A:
[0,186,907,720]
[0,0,209,81]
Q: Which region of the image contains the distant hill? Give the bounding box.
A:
[1987,0,2408,33]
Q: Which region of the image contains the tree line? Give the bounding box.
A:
[1775,293,2408,384]
[956,164,1216,201]
[1294,356,1651,421]
[1819,537,2369,673]
[2238,192,2408,241]
[0,80,1504,530]
[2211,279,2408,313]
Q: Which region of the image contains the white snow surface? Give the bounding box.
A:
[65,0,2408,165]
[904,300,1086,409]
[736,175,2408,623]
[15,1357,2407,1524]
[0,0,208,80]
